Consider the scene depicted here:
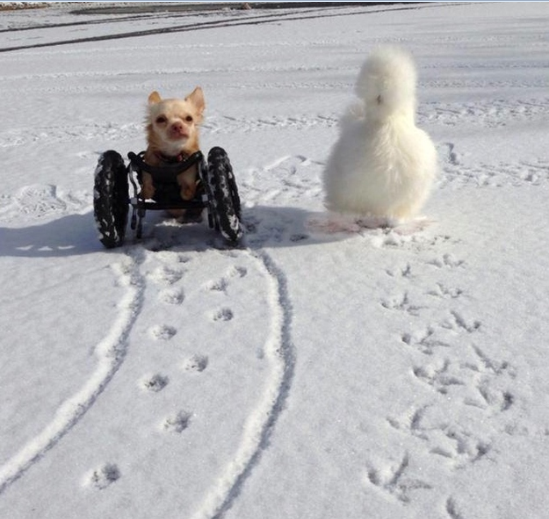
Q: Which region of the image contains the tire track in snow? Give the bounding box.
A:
[0,248,145,494]
[191,249,295,519]
[0,4,437,54]
[0,6,363,53]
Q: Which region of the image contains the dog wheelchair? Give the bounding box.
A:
[93,147,243,248]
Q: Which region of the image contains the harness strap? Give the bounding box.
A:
[128,151,203,183]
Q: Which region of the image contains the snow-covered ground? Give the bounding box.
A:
[1,2,549,518]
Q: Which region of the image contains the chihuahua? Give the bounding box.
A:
[142,87,205,203]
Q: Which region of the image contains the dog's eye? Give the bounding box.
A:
[155,115,167,124]
[185,115,193,123]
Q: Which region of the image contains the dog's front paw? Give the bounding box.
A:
[141,184,155,200]
[180,183,197,201]
[140,172,155,200]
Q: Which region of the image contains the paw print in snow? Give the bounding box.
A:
[149,324,177,340]
[141,373,169,392]
[163,411,192,433]
[182,354,209,373]
[159,288,185,305]
[212,307,234,322]
[87,463,120,490]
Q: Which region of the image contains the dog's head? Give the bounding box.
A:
[146,87,205,156]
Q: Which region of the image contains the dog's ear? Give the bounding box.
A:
[186,87,205,115]
[148,91,162,105]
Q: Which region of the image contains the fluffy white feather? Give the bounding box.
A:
[323,46,437,224]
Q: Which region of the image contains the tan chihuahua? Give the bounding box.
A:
[142,87,205,202]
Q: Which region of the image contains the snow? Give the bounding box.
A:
[1,2,549,518]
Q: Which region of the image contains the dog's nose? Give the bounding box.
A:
[170,122,189,138]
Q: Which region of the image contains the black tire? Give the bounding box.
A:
[206,147,243,243]
[93,150,129,249]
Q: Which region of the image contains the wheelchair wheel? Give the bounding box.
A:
[94,150,129,249]
[206,147,243,243]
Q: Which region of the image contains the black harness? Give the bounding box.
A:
[127,150,206,208]
[128,150,203,184]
